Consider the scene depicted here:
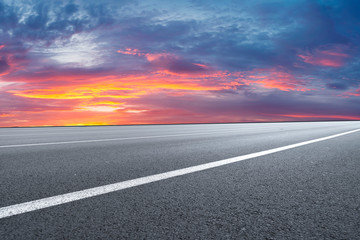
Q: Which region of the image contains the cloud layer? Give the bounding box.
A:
[0,0,360,127]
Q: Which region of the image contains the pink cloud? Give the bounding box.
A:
[117,48,144,56]
[344,88,360,97]
[298,45,350,67]
[117,48,209,75]
[242,69,310,92]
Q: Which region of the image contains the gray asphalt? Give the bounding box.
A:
[1,121,360,239]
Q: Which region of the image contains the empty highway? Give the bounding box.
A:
[1,121,360,239]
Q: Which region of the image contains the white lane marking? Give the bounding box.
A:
[0,125,299,138]
[0,128,359,219]
[0,128,280,148]
[0,122,353,137]
[0,127,274,138]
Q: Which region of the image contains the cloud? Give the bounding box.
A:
[326,83,349,91]
[117,48,143,56]
[1,0,124,45]
[298,45,350,67]
[241,69,310,92]
[64,2,79,15]
[146,53,209,74]
[1,0,360,126]
[344,88,360,97]
[0,56,10,74]
[117,49,209,74]
[278,114,360,121]
[0,1,18,30]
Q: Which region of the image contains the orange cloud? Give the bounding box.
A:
[0,113,15,118]
[117,48,143,56]
[3,70,229,127]
[78,106,121,112]
[0,110,117,127]
[87,100,125,106]
[9,80,138,100]
[1,53,320,127]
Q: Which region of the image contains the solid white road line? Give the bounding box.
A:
[0,128,241,137]
[0,128,260,138]
[0,130,244,148]
[0,128,359,219]
[0,129,274,148]
[0,127,277,138]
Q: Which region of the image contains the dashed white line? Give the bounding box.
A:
[0,128,359,219]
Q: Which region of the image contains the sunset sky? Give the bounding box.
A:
[1,0,360,127]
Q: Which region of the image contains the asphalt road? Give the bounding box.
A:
[1,121,360,239]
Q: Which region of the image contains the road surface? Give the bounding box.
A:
[1,121,360,239]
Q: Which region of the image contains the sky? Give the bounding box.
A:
[0,0,360,127]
